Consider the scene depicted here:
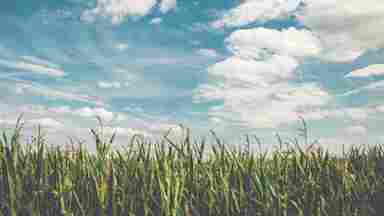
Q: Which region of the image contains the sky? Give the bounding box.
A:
[0,0,384,151]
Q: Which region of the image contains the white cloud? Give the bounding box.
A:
[35,105,128,123]
[101,126,151,137]
[97,81,121,89]
[211,0,302,28]
[19,104,48,115]
[149,17,163,25]
[297,0,384,62]
[215,0,384,62]
[317,137,360,154]
[344,108,369,121]
[344,125,367,136]
[21,56,61,69]
[16,82,104,106]
[196,49,220,58]
[376,105,384,113]
[0,58,66,77]
[195,81,330,128]
[28,118,63,128]
[159,0,177,14]
[81,0,177,24]
[300,107,371,122]
[194,26,333,129]
[74,107,114,122]
[114,43,129,51]
[201,55,298,88]
[17,104,128,124]
[48,106,72,114]
[0,101,165,148]
[0,118,19,127]
[226,27,322,59]
[272,83,331,106]
[82,0,157,24]
[146,123,185,138]
[342,80,384,96]
[345,64,384,78]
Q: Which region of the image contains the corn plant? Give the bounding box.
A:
[0,117,383,215]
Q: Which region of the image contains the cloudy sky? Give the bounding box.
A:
[1,0,384,150]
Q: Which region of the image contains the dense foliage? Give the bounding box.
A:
[0,118,384,215]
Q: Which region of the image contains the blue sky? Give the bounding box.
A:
[1,0,384,151]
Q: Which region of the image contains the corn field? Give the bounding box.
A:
[1,119,384,216]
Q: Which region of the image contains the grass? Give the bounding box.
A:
[0,116,384,215]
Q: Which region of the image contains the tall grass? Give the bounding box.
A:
[0,118,383,215]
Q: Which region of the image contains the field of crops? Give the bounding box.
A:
[1,119,384,216]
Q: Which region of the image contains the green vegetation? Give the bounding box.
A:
[0,117,384,215]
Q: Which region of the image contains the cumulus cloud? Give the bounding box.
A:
[20,104,134,129]
[196,49,220,58]
[0,118,20,127]
[97,81,121,89]
[159,0,177,14]
[211,0,302,28]
[376,105,384,113]
[297,0,384,62]
[101,126,151,137]
[194,25,331,128]
[0,58,66,77]
[28,118,63,128]
[195,81,330,128]
[202,55,298,88]
[214,0,384,62]
[300,107,372,122]
[344,125,367,136]
[82,0,157,24]
[74,107,115,122]
[226,27,322,59]
[0,100,162,147]
[149,17,163,25]
[345,64,384,78]
[47,106,117,122]
[344,108,370,121]
[146,123,185,138]
[82,0,176,24]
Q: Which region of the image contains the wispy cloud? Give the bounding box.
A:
[97,81,122,89]
[196,49,220,58]
[0,57,66,77]
[345,64,384,78]
[1,0,383,147]
[15,82,105,106]
[341,80,384,96]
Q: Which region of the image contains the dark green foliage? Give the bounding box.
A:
[0,120,383,215]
